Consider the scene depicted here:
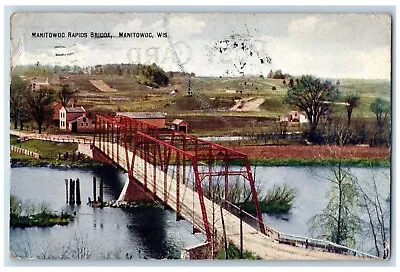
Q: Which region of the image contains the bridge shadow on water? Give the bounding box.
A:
[90,166,181,259]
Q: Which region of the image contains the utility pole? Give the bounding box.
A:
[188,77,192,96]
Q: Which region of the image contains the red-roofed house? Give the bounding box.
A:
[53,103,63,122]
[60,106,93,133]
[171,119,188,133]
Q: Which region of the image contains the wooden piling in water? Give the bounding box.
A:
[93,177,97,202]
[69,179,75,205]
[65,179,69,203]
[76,178,81,205]
[99,178,104,204]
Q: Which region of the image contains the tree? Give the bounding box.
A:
[272,69,284,79]
[283,75,339,142]
[370,98,390,131]
[57,84,75,107]
[345,93,360,126]
[355,169,390,258]
[26,88,55,134]
[10,75,31,130]
[309,163,361,247]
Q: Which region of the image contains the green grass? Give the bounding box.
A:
[10,137,101,167]
[14,139,78,160]
[223,157,390,168]
[10,212,73,228]
[10,195,73,228]
[10,135,19,145]
[215,243,261,260]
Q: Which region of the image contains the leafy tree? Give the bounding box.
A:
[57,84,75,107]
[10,75,31,130]
[26,88,55,134]
[283,75,339,142]
[345,93,360,126]
[136,63,169,88]
[288,78,294,87]
[309,163,361,247]
[272,69,284,79]
[370,98,390,131]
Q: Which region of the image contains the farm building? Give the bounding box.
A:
[60,106,94,133]
[280,111,308,124]
[116,112,167,128]
[52,103,63,122]
[171,119,189,133]
[69,114,96,133]
[29,77,50,92]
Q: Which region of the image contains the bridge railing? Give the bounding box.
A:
[214,198,378,259]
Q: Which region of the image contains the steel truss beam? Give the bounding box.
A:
[92,114,266,241]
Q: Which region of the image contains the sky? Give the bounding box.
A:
[10,13,392,80]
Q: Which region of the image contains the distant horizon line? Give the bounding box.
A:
[12,63,391,81]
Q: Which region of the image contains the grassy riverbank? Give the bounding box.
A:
[248,158,390,168]
[10,196,73,228]
[9,135,389,168]
[10,212,73,228]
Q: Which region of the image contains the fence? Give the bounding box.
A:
[12,133,92,144]
[31,135,92,144]
[10,145,40,159]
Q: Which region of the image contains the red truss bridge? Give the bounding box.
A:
[91,114,374,260]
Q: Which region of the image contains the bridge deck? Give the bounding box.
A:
[94,142,367,260]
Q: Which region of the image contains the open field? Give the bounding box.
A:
[233,145,390,161]
[18,71,391,136]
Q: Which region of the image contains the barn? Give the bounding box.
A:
[171,119,189,133]
[116,112,167,128]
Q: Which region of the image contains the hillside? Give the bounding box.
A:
[13,66,391,136]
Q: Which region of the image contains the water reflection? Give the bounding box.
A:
[10,166,204,259]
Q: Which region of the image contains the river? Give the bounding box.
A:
[9,165,390,259]
[9,166,205,259]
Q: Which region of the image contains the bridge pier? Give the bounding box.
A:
[118,176,155,203]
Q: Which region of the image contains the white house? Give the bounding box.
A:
[59,106,86,132]
[280,111,308,124]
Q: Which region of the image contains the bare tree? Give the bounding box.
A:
[355,169,390,258]
[26,88,55,134]
[57,84,75,107]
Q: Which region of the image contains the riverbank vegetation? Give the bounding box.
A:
[241,184,296,214]
[9,136,102,167]
[203,180,296,215]
[215,243,261,260]
[10,195,73,228]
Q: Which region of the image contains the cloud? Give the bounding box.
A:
[112,19,143,34]
[288,16,319,36]
[168,16,206,35]
[10,13,391,80]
